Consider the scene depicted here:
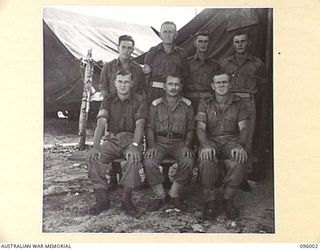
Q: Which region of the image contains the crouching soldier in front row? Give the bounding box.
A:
[196,71,249,220]
[143,73,195,210]
[87,70,147,216]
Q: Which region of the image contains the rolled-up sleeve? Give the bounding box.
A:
[238,101,250,122]
[97,99,109,120]
[134,99,148,121]
[98,63,109,92]
[195,101,208,124]
[146,105,156,130]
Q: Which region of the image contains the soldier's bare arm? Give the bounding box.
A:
[197,121,216,163]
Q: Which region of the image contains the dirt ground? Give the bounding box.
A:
[43,117,275,233]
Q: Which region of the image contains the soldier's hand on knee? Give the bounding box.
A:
[231,147,247,164]
[199,147,216,163]
[87,147,101,163]
[144,148,157,158]
[126,146,140,164]
[182,147,194,158]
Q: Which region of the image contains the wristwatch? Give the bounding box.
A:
[131,142,139,147]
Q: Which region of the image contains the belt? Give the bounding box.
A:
[234,92,254,98]
[185,92,212,98]
[151,81,164,89]
[157,132,183,139]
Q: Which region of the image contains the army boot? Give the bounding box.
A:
[223,199,240,219]
[147,198,164,211]
[121,191,138,216]
[89,189,110,215]
[202,200,217,220]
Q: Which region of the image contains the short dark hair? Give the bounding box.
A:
[116,69,133,80]
[118,35,135,47]
[195,30,210,40]
[161,21,177,31]
[165,72,182,84]
[233,30,250,40]
[212,70,230,81]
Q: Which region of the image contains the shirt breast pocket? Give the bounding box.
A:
[171,113,186,134]
[242,67,258,79]
[151,57,164,76]
[156,114,169,132]
[224,114,237,133]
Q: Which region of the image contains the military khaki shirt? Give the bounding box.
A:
[99,58,145,96]
[97,93,147,134]
[220,53,267,94]
[195,94,249,142]
[185,54,220,93]
[147,96,195,137]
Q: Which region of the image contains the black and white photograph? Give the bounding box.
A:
[42,6,274,233]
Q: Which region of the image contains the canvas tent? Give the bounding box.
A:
[44,8,272,177]
[43,7,161,113]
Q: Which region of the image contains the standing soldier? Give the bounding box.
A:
[196,71,249,219]
[185,31,220,112]
[99,35,145,98]
[220,31,267,163]
[143,73,195,210]
[142,21,189,104]
[87,70,147,216]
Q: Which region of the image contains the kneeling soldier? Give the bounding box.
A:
[144,73,195,210]
[196,71,249,219]
[87,70,147,216]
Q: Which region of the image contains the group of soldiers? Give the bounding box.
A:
[86,21,267,220]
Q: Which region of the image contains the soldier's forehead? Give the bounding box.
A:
[213,74,229,81]
[233,34,248,41]
[116,74,131,80]
[161,24,176,31]
[166,75,181,82]
[197,35,209,40]
[119,40,133,46]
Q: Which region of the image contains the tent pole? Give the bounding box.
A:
[77,49,94,150]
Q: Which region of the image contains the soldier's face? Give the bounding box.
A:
[212,74,230,96]
[118,40,134,59]
[195,35,209,53]
[233,34,249,54]
[114,74,133,96]
[164,76,182,97]
[160,24,177,45]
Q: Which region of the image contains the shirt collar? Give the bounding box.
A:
[230,53,255,64]
[191,53,211,62]
[212,93,240,105]
[156,43,179,53]
[111,93,133,103]
[159,96,183,106]
[116,58,133,67]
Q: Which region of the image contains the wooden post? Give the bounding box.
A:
[77,49,94,150]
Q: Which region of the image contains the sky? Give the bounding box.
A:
[50,6,205,30]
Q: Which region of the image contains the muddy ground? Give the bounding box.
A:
[43,117,275,233]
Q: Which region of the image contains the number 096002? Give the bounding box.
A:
[300,244,318,248]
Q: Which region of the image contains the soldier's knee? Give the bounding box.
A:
[181,157,194,170]
[199,160,216,170]
[143,158,158,170]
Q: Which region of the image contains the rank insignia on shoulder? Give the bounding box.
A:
[181,97,191,106]
[152,98,162,106]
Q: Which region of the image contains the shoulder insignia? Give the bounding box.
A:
[152,98,162,106]
[181,97,191,106]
